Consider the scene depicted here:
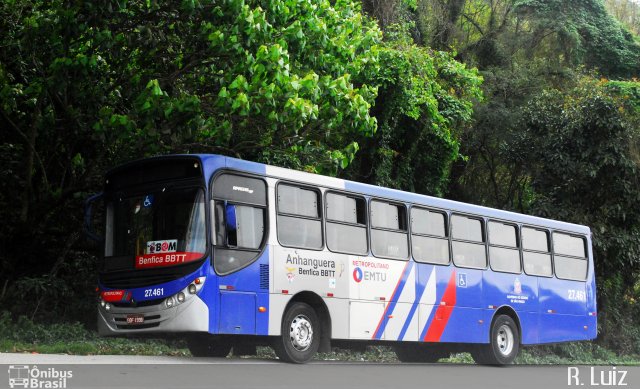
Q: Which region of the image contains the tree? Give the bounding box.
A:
[0,0,382,320]
[346,24,483,196]
[514,78,640,352]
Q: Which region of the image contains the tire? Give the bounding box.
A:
[274,302,320,363]
[394,344,448,363]
[187,334,232,358]
[471,314,520,365]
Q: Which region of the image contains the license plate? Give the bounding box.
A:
[126,314,144,324]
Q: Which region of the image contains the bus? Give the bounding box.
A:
[87,154,597,364]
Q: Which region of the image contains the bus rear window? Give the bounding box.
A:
[553,232,588,281]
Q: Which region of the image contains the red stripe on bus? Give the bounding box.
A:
[424,270,457,342]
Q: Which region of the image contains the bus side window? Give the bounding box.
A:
[488,221,521,274]
[276,184,323,250]
[370,200,409,260]
[553,233,588,281]
[522,227,552,277]
[451,215,486,269]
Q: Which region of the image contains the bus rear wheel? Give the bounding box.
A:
[187,334,232,358]
[274,302,320,363]
[471,314,519,365]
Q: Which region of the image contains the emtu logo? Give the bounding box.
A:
[353,267,363,283]
[8,366,29,388]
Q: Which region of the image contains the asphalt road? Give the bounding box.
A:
[1,353,638,389]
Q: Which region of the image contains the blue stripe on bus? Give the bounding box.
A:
[397,264,433,341]
[372,261,414,340]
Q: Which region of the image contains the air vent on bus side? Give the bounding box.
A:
[260,264,269,290]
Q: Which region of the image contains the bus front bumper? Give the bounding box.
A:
[98,294,209,335]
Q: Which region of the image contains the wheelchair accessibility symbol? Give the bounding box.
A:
[458,273,467,288]
[143,195,154,207]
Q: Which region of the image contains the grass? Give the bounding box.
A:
[1,312,638,365]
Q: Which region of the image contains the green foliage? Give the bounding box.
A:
[347,24,483,196]
[511,77,640,349]
[0,0,382,322]
[514,0,640,77]
[0,311,190,356]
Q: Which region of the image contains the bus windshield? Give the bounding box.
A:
[105,186,206,265]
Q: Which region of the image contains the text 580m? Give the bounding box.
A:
[144,288,164,298]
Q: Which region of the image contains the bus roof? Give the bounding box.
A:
[106,154,590,236]
[201,154,591,236]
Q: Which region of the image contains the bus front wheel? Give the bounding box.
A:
[274,302,320,363]
[471,314,520,365]
[187,334,232,358]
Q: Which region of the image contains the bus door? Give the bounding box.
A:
[211,173,269,336]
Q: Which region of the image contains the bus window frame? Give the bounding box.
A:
[369,198,410,261]
[487,219,523,275]
[552,231,589,281]
[103,181,210,265]
[449,213,488,270]
[409,205,451,266]
[209,170,269,276]
[324,190,369,256]
[521,225,554,278]
[275,181,325,251]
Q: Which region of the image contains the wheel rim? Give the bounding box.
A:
[289,314,314,352]
[496,324,514,356]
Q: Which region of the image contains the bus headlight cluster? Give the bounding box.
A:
[99,299,111,311]
[164,277,205,309]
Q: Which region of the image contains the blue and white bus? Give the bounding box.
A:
[91,154,597,364]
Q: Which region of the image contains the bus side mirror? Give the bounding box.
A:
[84,192,104,242]
[224,203,239,247]
[225,203,237,232]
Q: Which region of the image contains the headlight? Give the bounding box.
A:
[165,298,174,308]
[177,292,185,303]
[104,303,111,311]
[188,284,197,294]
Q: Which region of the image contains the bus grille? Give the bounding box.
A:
[260,264,269,290]
[112,298,164,308]
[100,261,203,289]
[116,322,161,330]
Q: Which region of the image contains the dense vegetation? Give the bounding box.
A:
[1,0,639,360]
